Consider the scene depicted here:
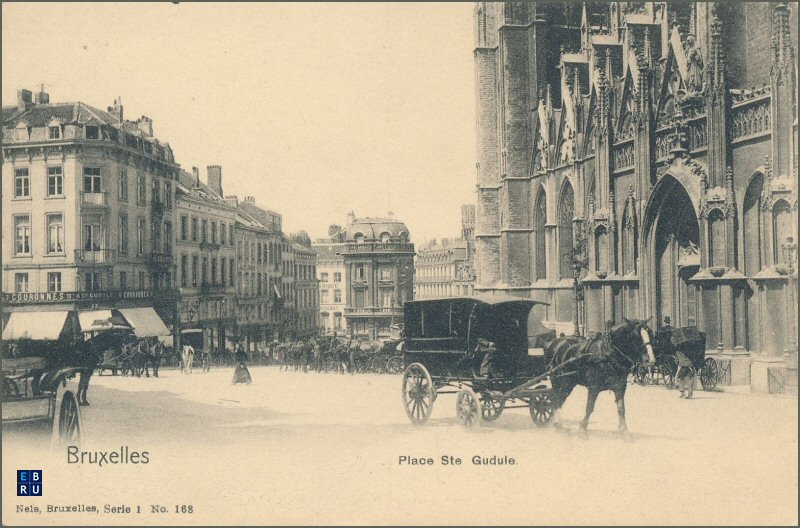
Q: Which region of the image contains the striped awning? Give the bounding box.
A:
[2,311,71,340]
[118,308,170,337]
[78,310,114,332]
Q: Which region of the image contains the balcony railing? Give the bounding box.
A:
[74,249,117,265]
[200,282,226,295]
[147,252,173,267]
[80,192,108,207]
[344,306,401,315]
[200,241,221,251]
[341,242,415,254]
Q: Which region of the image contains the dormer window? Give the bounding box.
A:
[49,126,61,139]
[380,232,391,243]
[354,233,365,244]
[14,123,28,141]
[85,125,100,140]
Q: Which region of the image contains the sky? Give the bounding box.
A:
[2,2,477,243]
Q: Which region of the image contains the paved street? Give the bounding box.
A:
[3,366,797,525]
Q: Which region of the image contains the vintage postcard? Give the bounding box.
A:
[2,1,798,525]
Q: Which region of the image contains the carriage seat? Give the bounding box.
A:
[2,356,48,376]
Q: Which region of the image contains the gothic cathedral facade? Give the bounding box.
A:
[473,2,798,386]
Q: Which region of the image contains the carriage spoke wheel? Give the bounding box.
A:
[634,363,650,386]
[402,363,434,425]
[661,355,677,390]
[58,391,83,444]
[700,357,719,391]
[529,389,554,427]
[386,356,404,374]
[479,393,504,422]
[456,388,482,430]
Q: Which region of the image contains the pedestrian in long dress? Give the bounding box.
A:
[232,343,252,384]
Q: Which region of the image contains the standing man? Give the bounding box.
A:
[75,337,100,406]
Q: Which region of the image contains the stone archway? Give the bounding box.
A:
[643,174,701,329]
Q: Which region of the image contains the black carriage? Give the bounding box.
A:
[400,296,561,428]
[2,312,86,444]
[635,325,719,391]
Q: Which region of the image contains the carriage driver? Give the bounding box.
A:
[475,338,498,379]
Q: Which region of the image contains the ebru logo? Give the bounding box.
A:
[17,470,42,496]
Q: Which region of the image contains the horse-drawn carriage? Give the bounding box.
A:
[400,296,561,428]
[2,313,85,444]
[633,324,719,391]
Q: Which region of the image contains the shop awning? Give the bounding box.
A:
[78,310,113,332]
[118,308,170,337]
[2,311,71,340]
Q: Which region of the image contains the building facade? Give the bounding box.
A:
[2,90,179,337]
[291,234,319,338]
[473,2,798,389]
[414,204,477,299]
[415,239,471,299]
[340,213,415,339]
[313,226,347,335]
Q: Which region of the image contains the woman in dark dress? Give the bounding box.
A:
[232,343,252,384]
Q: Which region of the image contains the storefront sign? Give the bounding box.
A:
[2,290,178,305]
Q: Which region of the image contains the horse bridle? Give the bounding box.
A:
[610,324,652,368]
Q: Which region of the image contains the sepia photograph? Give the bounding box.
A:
[1,1,798,525]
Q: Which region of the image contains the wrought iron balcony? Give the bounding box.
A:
[74,249,117,265]
[344,306,401,316]
[200,282,227,295]
[80,191,108,207]
[147,251,173,267]
[341,242,415,255]
[200,241,221,251]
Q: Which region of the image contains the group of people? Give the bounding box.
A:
[266,336,390,374]
[180,342,252,385]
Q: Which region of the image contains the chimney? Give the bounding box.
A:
[17,89,32,111]
[244,196,255,204]
[192,167,200,187]
[206,165,223,197]
[346,210,356,225]
[225,196,239,208]
[135,115,153,136]
[35,84,49,104]
[107,97,123,123]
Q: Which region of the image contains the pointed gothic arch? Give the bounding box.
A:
[533,185,548,281]
[558,180,575,279]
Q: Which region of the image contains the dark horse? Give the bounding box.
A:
[545,318,655,433]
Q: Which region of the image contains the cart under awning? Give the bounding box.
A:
[78,310,114,332]
[2,311,71,340]
[118,308,170,337]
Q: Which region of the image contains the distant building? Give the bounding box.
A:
[414,204,476,299]
[175,166,237,352]
[313,225,347,335]
[291,234,319,338]
[340,212,414,339]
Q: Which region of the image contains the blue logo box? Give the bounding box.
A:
[17,470,42,496]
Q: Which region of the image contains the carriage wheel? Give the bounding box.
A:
[700,357,719,391]
[456,388,482,430]
[632,363,647,385]
[529,389,554,427]
[386,356,404,374]
[58,391,83,444]
[479,393,504,422]
[661,355,677,390]
[402,363,434,425]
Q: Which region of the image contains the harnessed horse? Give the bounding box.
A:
[545,318,655,433]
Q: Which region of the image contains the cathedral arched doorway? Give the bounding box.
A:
[644,175,701,329]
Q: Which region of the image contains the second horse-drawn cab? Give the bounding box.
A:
[401,295,557,427]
